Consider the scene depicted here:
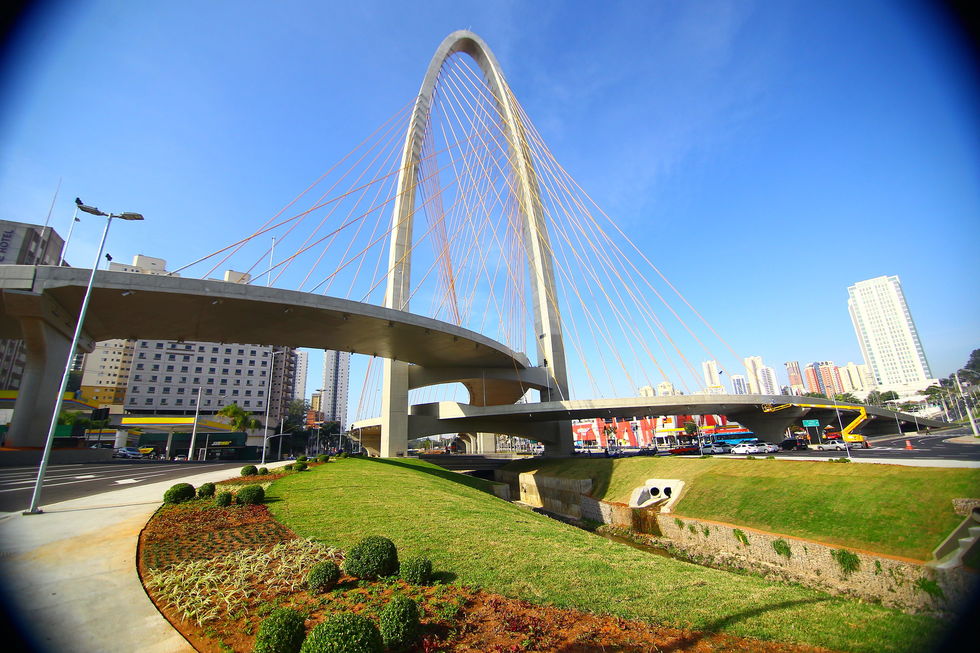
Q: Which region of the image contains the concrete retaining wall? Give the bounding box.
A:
[658,514,974,616]
[495,468,976,616]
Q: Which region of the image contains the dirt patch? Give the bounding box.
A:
[138,501,837,652]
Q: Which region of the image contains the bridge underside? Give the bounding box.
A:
[351,395,943,456]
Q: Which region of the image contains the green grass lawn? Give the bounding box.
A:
[501,456,980,560]
[267,458,941,652]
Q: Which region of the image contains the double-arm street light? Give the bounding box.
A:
[25,198,144,514]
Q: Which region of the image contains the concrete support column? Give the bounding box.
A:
[5,317,74,447]
[113,430,128,448]
[381,360,409,457]
[542,420,574,457]
[476,432,496,454]
[728,408,804,443]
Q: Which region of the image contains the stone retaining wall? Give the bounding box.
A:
[495,468,976,616]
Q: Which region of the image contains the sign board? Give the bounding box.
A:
[802,419,820,427]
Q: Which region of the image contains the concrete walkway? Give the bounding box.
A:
[0,462,289,653]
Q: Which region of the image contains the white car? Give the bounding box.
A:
[759,443,780,453]
[812,440,852,451]
[731,443,761,454]
[699,444,725,454]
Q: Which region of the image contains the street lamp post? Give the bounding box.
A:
[58,205,81,267]
[955,372,979,439]
[188,386,203,460]
[25,199,143,514]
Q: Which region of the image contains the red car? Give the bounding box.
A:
[668,444,700,455]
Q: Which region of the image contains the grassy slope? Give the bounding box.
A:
[267,458,938,653]
[501,457,980,560]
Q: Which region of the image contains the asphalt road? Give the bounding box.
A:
[772,429,980,462]
[0,461,244,513]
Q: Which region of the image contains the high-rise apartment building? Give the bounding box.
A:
[320,350,350,432]
[80,339,135,405]
[730,374,748,394]
[293,351,308,403]
[701,360,725,394]
[638,385,655,398]
[758,365,780,395]
[743,356,764,394]
[847,275,933,391]
[784,361,805,395]
[817,361,843,397]
[656,381,678,397]
[803,364,823,395]
[0,220,66,390]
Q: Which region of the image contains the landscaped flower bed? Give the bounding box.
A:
[139,468,834,652]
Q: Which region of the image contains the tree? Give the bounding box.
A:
[217,402,262,432]
[803,392,827,399]
[879,390,899,402]
[865,390,883,406]
[834,393,859,404]
[285,399,311,431]
[899,401,918,412]
[683,421,698,436]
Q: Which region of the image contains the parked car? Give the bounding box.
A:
[668,444,700,455]
[710,442,733,453]
[699,444,725,454]
[812,440,853,451]
[731,442,762,455]
[779,438,808,451]
[113,447,144,459]
[758,442,780,453]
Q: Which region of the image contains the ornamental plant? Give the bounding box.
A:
[294,461,308,472]
[316,454,329,463]
[163,483,195,504]
[379,596,421,651]
[399,556,432,585]
[300,613,382,653]
[297,455,308,462]
[258,467,269,475]
[253,607,306,653]
[342,536,399,580]
[215,491,233,507]
[306,561,341,593]
[283,463,294,471]
[241,464,258,477]
[196,482,216,499]
[236,484,265,505]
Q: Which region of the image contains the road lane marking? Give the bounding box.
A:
[74,475,96,479]
[114,479,138,485]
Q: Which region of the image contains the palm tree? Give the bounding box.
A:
[217,402,262,432]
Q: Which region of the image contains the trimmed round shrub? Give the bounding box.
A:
[163,483,195,504]
[258,467,269,475]
[316,454,329,463]
[337,452,348,459]
[215,491,233,507]
[379,596,421,651]
[197,482,216,499]
[294,461,308,472]
[296,455,308,462]
[399,556,432,585]
[300,613,382,653]
[342,536,398,580]
[306,561,341,593]
[236,484,265,505]
[283,463,294,470]
[254,607,306,653]
[241,465,258,477]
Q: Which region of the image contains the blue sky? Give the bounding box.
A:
[1,1,977,415]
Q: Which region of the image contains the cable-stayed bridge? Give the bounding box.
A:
[0,31,942,453]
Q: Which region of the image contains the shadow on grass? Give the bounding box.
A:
[501,455,616,499]
[550,596,833,653]
[360,457,497,494]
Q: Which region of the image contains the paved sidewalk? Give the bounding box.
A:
[0,462,289,653]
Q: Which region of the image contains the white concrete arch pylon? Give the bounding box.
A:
[380,30,570,456]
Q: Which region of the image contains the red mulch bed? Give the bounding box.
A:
[138,500,836,653]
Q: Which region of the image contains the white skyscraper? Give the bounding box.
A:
[321,350,351,432]
[730,374,748,395]
[757,366,780,395]
[701,360,725,394]
[293,350,308,402]
[847,276,933,391]
[743,356,763,394]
